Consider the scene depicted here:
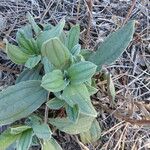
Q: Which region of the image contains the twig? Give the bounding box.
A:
[84,0,93,48]
[0,41,5,49]
[76,0,81,22]
[74,135,90,150]
[122,0,136,26]
[0,64,19,74]
[40,1,53,23]
[94,101,150,125]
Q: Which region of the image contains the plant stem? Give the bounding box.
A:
[44,93,50,124]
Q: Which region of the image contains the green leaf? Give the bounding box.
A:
[42,138,62,150]
[107,73,116,104]
[37,18,65,49]
[68,61,97,84]
[67,24,80,50]
[72,54,85,63]
[49,115,95,134]
[16,68,42,84]
[0,130,21,150]
[33,123,52,140]
[10,125,31,135]
[25,55,41,69]
[16,24,33,41]
[42,57,54,74]
[17,129,33,150]
[30,38,40,54]
[27,12,41,35]
[0,80,47,125]
[80,119,101,144]
[16,25,35,54]
[62,84,97,117]
[41,70,67,92]
[41,37,71,69]
[28,115,43,126]
[66,105,79,123]
[70,44,81,55]
[6,43,30,64]
[59,31,67,45]
[85,83,98,96]
[46,98,65,110]
[88,21,135,71]
[80,49,93,60]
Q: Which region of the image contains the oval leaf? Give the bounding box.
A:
[85,83,98,96]
[62,84,97,117]
[0,80,47,125]
[49,115,94,134]
[33,123,52,140]
[16,68,42,84]
[68,61,97,84]
[42,57,54,73]
[41,38,70,69]
[80,119,101,144]
[16,25,36,54]
[6,43,30,64]
[66,104,79,123]
[67,24,80,51]
[25,55,41,69]
[37,18,65,49]
[88,21,135,71]
[46,98,65,110]
[70,44,81,56]
[41,70,67,92]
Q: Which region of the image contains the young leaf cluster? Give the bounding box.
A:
[0,12,135,150]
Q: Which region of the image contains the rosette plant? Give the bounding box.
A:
[0,12,135,150]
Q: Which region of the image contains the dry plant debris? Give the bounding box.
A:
[0,0,149,149]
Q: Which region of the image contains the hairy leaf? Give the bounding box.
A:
[66,105,79,123]
[6,43,30,64]
[27,12,41,35]
[25,55,41,69]
[41,70,67,92]
[67,24,80,51]
[42,138,62,150]
[88,21,135,71]
[80,119,101,144]
[42,57,54,73]
[17,129,33,150]
[41,37,70,69]
[46,98,65,110]
[16,68,42,84]
[68,61,97,84]
[70,44,81,56]
[0,80,47,125]
[33,123,52,140]
[62,84,97,117]
[16,25,36,54]
[80,49,93,60]
[37,18,65,49]
[85,83,98,96]
[49,115,95,134]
